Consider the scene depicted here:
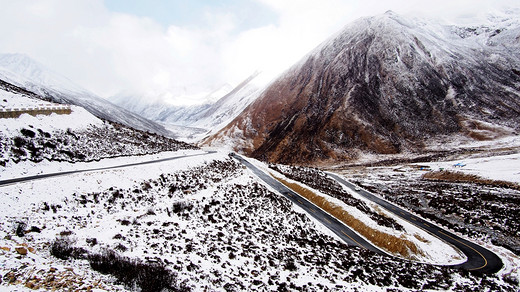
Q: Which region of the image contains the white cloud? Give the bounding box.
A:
[0,0,519,105]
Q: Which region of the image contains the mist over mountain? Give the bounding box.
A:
[112,72,263,141]
[0,53,173,137]
[207,11,520,164]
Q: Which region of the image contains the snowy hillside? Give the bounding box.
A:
[0,53,174,137]
[207,10,520,164]
[0,82,197,178]
[1,151,518,291]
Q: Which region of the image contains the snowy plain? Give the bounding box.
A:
[423,153,520,184]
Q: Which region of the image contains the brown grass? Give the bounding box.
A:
[413,234,430,243]
[272,174,421,259]
[422,171,520,190]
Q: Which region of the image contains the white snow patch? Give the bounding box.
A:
[423,153,520,183]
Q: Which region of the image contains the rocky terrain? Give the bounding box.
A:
[207,11,520,164]
[1,154,518,291]
[0,121,196,166]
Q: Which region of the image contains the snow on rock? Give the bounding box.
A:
[0,152,515,291]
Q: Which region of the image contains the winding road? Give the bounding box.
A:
[1,150,502,273]
[327,173,503,273]
[0,151,215,187]
[231,154,380,253]
[232,154,503,274]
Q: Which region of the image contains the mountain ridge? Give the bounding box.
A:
[112,72,263,142]
[206,11,520,164]
[0,53,173,137]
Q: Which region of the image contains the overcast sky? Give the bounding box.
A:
[1,0,519,105]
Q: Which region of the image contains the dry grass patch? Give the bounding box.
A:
[413,234,430,243]
[272,174,421,259]
[422,171,520,190]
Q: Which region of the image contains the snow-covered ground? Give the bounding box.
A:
[2,151,516,291]
[0,105,102,136]
[0,90,52,109]
[423,153,520,184]
[0,149,206,181]
[246,157,466,265]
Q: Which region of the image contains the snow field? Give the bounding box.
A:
[423,153,520,184]
[1,152,517,291]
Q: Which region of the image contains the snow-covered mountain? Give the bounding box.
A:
[112,72,263,142]
[109,83,234,125]
[0,53,173,137]
[207,10,520,164]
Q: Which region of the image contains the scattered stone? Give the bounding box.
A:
[25,280,36,289]
[15,246,28,255]
[0,246,10,252]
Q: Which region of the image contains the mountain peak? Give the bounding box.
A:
[207,12,520,164]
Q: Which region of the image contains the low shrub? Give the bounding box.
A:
[20,128,36,138]
[15,222,26,237]
[273,175,420,258]
[88,249,180,292]
[49,236,185,291]
[50,238,75,260]
[171,201,193,213]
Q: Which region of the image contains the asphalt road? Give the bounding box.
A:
[0,151,215,187]
[232,153,502,274]
[232,154,381,253]
[327,172,503,274]
[2,150,502,273]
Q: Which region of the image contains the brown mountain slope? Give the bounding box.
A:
[206,12,520,164]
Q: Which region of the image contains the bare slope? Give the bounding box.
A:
[208,11,520,164]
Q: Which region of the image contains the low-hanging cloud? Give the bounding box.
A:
[0,0,518,105]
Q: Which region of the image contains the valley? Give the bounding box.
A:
[0,8,519,292]
[1,149,519,291]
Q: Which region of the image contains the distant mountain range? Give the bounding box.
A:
[111,72,262,142]
[0,53,173,137]
[207,10,520,164]
[2,10,520,165]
